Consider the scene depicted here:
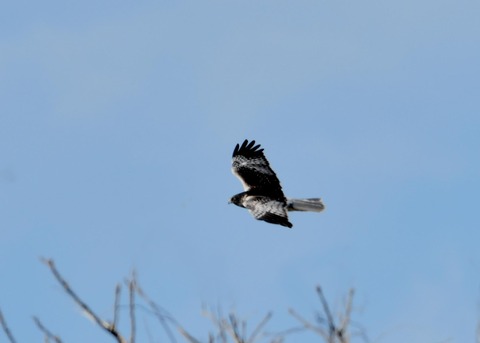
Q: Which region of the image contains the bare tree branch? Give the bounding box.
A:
[133,282,178,343]
[113,283,122,330]
[178,326,204,343]
[266,325,304,342]
[315,286,336,342]
[247,312,272,343]
[33,316,62,343]
[200,308,279,343]
[30,258,364,343]
[337,289,355,342]
[289,286,358,343]
[227,313,243,342]
[206,308,228,343]
[41,258,128,343]
[0,308,17,343]
[128,273,136,343]
[288,308,328,340]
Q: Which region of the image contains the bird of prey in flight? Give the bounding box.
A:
[229,139,324,228]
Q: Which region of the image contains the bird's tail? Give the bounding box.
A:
[286,198,325,212]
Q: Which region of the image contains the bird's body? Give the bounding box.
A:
[229,139,324,228]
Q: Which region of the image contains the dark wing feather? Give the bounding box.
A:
[232,140,285,198]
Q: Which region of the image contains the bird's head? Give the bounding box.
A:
[229,193,245,208]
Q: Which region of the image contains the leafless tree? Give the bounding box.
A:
[288,286,368,343]
[1,258,364,343]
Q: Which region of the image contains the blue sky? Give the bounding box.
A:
[1,1,480,342]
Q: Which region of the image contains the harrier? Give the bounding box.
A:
[229,139,324,228]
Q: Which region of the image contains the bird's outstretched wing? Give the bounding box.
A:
[231,140,285,198]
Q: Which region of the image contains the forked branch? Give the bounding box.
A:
[41,258,128,343]
[289,285,356,343]
[32,316,63,343]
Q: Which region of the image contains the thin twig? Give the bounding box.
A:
[128,273,136,343]
[41,258,128,343]
[207,307,227,343]
[177,326,203,343]
[288,308,328,340]
[33,316,62,343]
[218,307,229,343]
[247,312,272,343]
[113,283,121,330]
[348,321,369,343]
[0,308,17,343]
[337,289,355,342]
[242,317,247,342]
[228,313,243,342]
[266,325,304,342]
[203,308,275,343]
[134,283,178,343]
[316,286,336,341]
